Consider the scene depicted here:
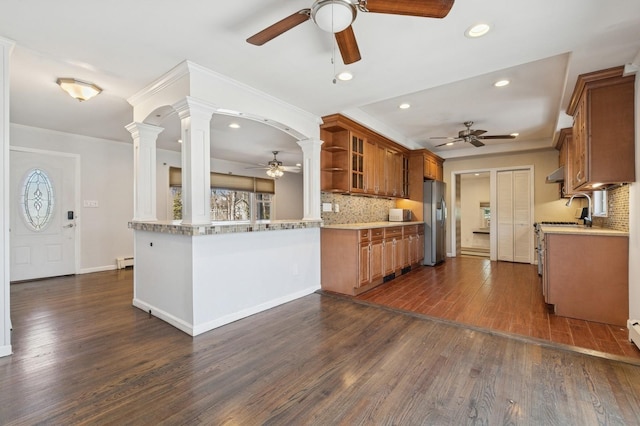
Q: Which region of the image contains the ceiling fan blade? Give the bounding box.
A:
[471,129,487,136]
[469,139,485,147]
[335,26,361,64]
[435,139,461,147]
[282,166,301,173]
[430,136,457,140]
[478,135,517,140]
[362,0,454,18]
[246,9,310,46]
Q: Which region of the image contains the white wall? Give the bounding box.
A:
[460,176,490,249]
[155,149,303,221]
[10,124,134,273]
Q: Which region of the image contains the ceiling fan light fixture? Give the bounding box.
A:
[465,23,491,38]
[312,0,356,33]
[266,166,284,178]
[56,78,102,101]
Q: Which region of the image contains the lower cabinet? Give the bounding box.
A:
[321,224,425,296]
[543,232,628,326]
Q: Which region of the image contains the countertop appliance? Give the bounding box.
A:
[389,208,412,222]
[423,180,447,266]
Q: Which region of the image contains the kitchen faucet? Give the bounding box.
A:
[565,192,592,227]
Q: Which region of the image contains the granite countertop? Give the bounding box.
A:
[322,221,425,230]
[129,219,322,236]
[540,225,628,237]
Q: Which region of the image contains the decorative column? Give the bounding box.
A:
[126,122,164,222]
[297,138,323,221]
[174,97,216,225]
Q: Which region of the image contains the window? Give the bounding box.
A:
[21,168,55,231]
[169,167,275,222]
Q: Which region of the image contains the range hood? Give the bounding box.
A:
[545,166,565,183]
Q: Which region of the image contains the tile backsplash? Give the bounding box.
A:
[321,193,396,225]
[592,184,629,232]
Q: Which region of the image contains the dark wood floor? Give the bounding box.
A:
[358,256,640,360]
[2,268,640,424]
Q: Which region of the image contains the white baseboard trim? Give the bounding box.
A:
[0,344,12,357]
[132,298,194,335]
[192,285,320,336]
[133,285,320,337]
[79,265,117,274]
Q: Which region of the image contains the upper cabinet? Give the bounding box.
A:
[565,66,636,191]
[321,114,409,198]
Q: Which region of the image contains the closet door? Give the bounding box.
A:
[512,170,532,263]
[496,170,532,263]
[497,171,514,261]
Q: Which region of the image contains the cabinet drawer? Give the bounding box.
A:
[370,228,384,241]
[384,227,403,238]
[403,225,418,235]
[359,229,370,242]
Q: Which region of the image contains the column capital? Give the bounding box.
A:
[125,122,164,140]
[297,138,324,150]
[173,97,217,121]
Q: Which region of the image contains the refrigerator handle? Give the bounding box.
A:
[442,198,447,221]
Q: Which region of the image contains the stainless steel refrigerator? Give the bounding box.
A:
[423,180,447,266]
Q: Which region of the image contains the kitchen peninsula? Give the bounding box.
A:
[541,225,629,326]
[130,220,321,336]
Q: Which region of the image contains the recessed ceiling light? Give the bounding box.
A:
[336,71,353,81]
[229,123,240,129]
[474,173,480,176]
[494,79,510,87]
[178,139,182,144]
[465,23,491,38]
[399,103,411,110]
[510,132,519,137]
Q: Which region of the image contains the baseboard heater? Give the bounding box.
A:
[628,320,640,351]
[116,256,134,269]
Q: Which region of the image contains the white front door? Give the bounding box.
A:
[10,148,78,281]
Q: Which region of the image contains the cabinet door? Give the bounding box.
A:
[351,132,365,193]
[394,238,404,271]
[416,233,424,263]
[358,242,370,287]
[383,239,395,276]
[571,96,588,189]
[370,239,384,282]
[402,235,412,268]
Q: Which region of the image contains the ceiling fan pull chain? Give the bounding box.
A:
[357,0,369,13]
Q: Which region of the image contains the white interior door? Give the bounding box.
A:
[10,149,77,281]
[496,169,532,263]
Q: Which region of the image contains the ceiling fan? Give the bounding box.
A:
[247,151,301,178]
[246,0,454,65]
[431,121,517,148]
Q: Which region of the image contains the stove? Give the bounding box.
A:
[533,221,579,275]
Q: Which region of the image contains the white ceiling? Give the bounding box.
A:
[2,0,640,168]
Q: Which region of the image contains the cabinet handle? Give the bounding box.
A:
[576,170,583,181]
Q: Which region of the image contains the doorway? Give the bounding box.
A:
[10,148,79,281]
[459,172,490,258]
[451,166,534,263]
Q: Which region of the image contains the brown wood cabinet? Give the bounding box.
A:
[321,114,409,198]
[565,66,635,191]
[543,231,628,326]
[321,224,424,296]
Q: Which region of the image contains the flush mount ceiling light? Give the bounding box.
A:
[399,103,411,110]
[494,79,510,87]
[311,0,356,33]
[465,23,491,38]
[56,78,102,102]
